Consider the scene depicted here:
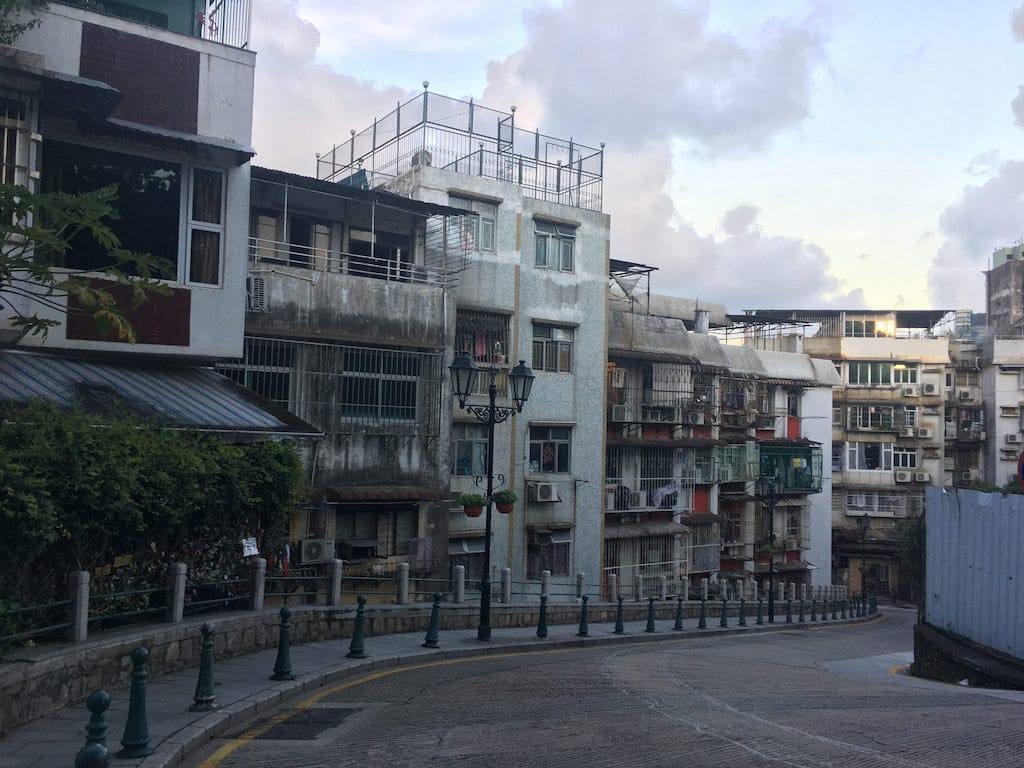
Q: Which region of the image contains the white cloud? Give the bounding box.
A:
[1012,4,1024,42]
[929,161,1024,310]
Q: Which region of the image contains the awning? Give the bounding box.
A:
[776,498,811,508]
[325,485,445,503]
[680,513,718,526]
[755,560,812,574]
[0,350,320,440]
[604,521,688,539]
[449,538,487,555]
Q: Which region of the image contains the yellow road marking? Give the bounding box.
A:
[890,663,910,676]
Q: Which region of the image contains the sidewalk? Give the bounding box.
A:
[0,611,868,768]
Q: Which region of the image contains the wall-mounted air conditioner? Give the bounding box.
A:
[922,383,939,396]
[899,426,916,438]
[917,427,933,439]
[902,386,918,397]
[1007,433,1023,444]
[895,470,913,483]
[957,389,973,400]
[684,410,705,425]
[301,539,335,563]
[528,482,559,503]
[611,404,629,422]
[914,472,931,483]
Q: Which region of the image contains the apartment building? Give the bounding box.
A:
[311,90,610,591]
[732,309,951,599]
[605,287,838,597]
[0,3,313,442]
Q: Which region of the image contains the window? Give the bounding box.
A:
[901,406,918,427]
[188,167,224,284]
[451,422,488,476]
[529,426,571,473]
[844,317,894,337]
[534,220,575,271]
[847,441,893,471]
[893,448,917,469]
[218,337,294,407]
[449,195,496,252]
[336,507,417,558]
[848,362,892,386]
[527,530,570,578]
[832,443,843,471]
[457,310,509,367]
[785,510,802,538]
[832,407,842,427]
[893,364,918,384]
[0,93,29,186]
[340,346,420,421]
[847,405,894,431]
[955,370,979,387]
[532,324,573,373]
[720,510,742,543]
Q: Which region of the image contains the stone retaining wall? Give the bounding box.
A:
[0,599,696,733]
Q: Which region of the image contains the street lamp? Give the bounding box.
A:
[856,512,871,603]
[449,352,534,641]
[756,474,782,623]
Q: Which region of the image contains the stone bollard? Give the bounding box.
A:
[645,596,656,633]
[329,558,344,606]
[537,593,549,638]
[398,562,410,605]
[68,570,90,643]
[719,592,728,628]
[347,595,368,659]
[190,622,217,712]
[422,592,442,648]
[608,572,619,604]
[698,578,708,629]
[270,606,294,680]
[614,594,625,635]
[166,563,187,624]
[453,565,466,604]
[659,575,668,601]
[576,572,586,599]
[577,595,589,637]
[636,573,645,602]
[683,576,691,603]
[117,647,154,758]
[502,568,513,603]
[673,594,685,631]
[785,583,794,624]
[541,569,552,598]
[252,557,267,611]
[75,690,110,768]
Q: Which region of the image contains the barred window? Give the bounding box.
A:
[532,323,573,373]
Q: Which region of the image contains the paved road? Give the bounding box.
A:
[189,607,1024,767]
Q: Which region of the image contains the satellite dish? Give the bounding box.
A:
[613,275,642,298]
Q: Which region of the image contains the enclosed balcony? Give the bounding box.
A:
[759,442,823,493]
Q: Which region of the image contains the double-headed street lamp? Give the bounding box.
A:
[856,512,871,602]
[756,474,782,623]
[449,352,535,641]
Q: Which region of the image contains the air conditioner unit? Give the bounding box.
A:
[611,404,629,422]
[685,410,705,425]
[914,472,931,483]
[922,383,939,396]
[895,470,913,483]
[966,469,981,482]
[957,389,972,400]
[902,386,918,397]
[899,426,916,438]
[1007,433,1022,444]
[301,538,335,563]
[528,482,559,503]
[246,275,267,312]
[709,413,721,425]
[784,538,802,551]
[917,427,933,439]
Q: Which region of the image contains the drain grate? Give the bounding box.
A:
[241,708,360,740]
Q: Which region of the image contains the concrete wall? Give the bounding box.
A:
[982,338,1024,486]
[801,385,834,586]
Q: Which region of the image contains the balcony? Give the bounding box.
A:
[759,444,823,493]
[60,1,253,49]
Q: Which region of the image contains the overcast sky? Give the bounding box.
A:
[249,0,1024,314]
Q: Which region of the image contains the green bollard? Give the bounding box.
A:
[841,598,847,619]
[347,594,368,658]
[756,597,763,626]
[798,599,805,623]
[832,595,838,621]
[117,647,154,758]
[613,594,625,634]
[190,622,217,712]
[75,690,110,768]
[537,593,549,638]
[871,593,877,614]
[577,595,589,637]
[719,595,728,628]
[422,592,442,648]
[811,597,817,622]
[738,596,747,627]
[785,599,793,624]
[698,597,707,629]
[270,606,294,680]
[673,594,684,631]
[645,596,656,633]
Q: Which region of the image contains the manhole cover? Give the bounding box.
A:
[241,708,360,740]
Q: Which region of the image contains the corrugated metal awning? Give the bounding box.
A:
[0,350,319,439]
[604,522,688,539]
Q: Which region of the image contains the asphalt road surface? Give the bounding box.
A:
[189,607,1024,768]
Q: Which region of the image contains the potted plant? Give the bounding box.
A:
[458,492,490,518]
[492,489,517,513]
